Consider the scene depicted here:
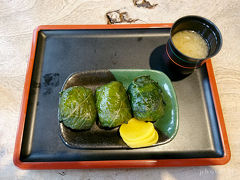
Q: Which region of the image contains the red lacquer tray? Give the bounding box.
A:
[13,24,230,169]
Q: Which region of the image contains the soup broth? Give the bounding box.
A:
[172,30,208,59]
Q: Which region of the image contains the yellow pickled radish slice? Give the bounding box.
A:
[120,118,155,142]
[119,118,159,148]
[123,131,158,148]
[123,126,156,143]
[125,131,159,148]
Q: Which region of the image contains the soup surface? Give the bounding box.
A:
[172,30,208,59]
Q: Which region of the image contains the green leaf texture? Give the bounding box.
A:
[127,76,165,122]
[96,81,132,128]
[58,86,97,130]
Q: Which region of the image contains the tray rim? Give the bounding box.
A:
[13,24,231,169]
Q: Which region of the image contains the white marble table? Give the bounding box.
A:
[0,0,240,179]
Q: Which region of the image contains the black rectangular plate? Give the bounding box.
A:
[20,28,223,162]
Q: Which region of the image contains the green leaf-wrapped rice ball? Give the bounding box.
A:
[127,75,165,122]
[96,81,132,128]
[58,86,97,130]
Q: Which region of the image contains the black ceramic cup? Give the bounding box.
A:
[166,15,222,75]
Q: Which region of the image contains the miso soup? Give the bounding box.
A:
[172,30,208,59]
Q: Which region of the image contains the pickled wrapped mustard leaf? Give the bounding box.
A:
[58,86,97,130]
[96,81,132,128]
[127,75,165,122]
